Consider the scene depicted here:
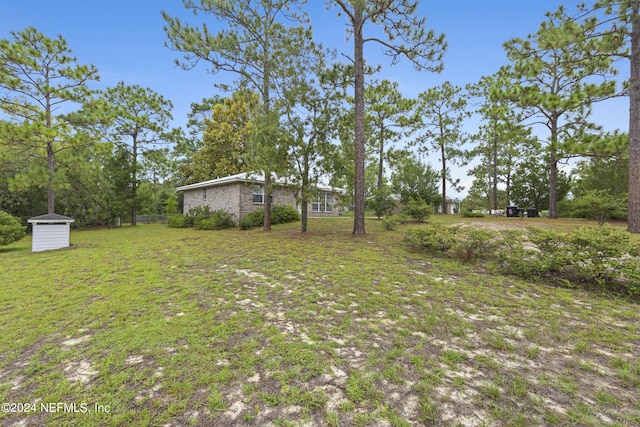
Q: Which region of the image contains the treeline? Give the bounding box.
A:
[1,1,638,232]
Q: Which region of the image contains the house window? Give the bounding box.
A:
[203,188,207,201]
[252,185,273,204]
[312,192,333,212]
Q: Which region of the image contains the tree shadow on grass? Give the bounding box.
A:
[0,245,29,254]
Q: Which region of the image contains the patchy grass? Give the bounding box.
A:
[0,217,639,426]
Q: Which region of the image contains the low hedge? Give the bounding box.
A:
[242,205,301,229]
[169,207,236,230]
[405,223,640,297]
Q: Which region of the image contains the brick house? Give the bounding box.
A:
[176,172,345,221]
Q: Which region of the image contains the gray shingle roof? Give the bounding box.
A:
[28,213,75,223]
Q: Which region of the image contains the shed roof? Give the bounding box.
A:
[28,213,75,223]
[176,172,346,194]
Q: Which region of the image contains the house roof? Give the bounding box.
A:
[176,172,346,194]
[28,213,75,223]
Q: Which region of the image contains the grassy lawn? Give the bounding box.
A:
[1,216,639,426]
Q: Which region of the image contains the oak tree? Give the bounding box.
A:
[182,91,258,184]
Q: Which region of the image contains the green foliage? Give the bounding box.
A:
[243,205,300,228]
[405,222,640,296]
[99,82,177,225]
[239,218,256,230]
[367,187,397,219]
[168,215,187,228]
[510,153,572,211]
[412,81,468,214]
[171,208,236,230]
[328,0,447,235]
[365,80,416,190]
[502,6,619,217]
[0,27,100,213]
[570,190,627,226]
[402,198,431,222]
[164,0,313,230]
[461,210,485,218]
[244,209,265,229]
[0,211,26,246]
[181,91,257,184]
[382,214,409,231]
[453,228,499,261]
[405,222,458,253]
[165,194,178,215]
[390,152,440,206]
[185,205,213,227]
[465,71,534,213]
[194,210,236,230]
[572,155,628,198]
[405,223,500,261]
[271,204,300,225]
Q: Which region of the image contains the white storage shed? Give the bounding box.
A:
[27,213,75,252]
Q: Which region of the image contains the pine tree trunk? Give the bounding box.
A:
[46,93,55,214]
[131,136,138,226]
[549,152,558,219]
[493,135,498,211]
[548,117,559,219]
[628,1,640,233]
[301,200,308,233]
[440,130,447,215]
[47,141,55,214]
[263,172,272,232]
[377,132,384,191]
[352,6,366,236]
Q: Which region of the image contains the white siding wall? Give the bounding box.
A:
[32,223,71,252]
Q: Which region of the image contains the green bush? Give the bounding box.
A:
[405,222,640,297]
[271,204,301,225]
[382,214,409,231]
[171,208,235,230]
[366,187,397,219]
[405,222,498,261]
[452,228,499,261]
[243,205,300,228]
[405,222,458,253]
[461,210,485,218]
[245,209,264,228]
[402,198,431,222]
[185,205,213,227]
[193,209,236,230]
[239,218,256,230]
[168,215,188,228]
[0,211,25,246]
[570,190,628,225]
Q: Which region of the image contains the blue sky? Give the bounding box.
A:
[1,1,629,196]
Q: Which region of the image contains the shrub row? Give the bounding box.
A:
[405,223,640,297]
[168,206,236,230]
[240,205,301,229]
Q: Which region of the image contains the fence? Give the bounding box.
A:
[135,214,176,224]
